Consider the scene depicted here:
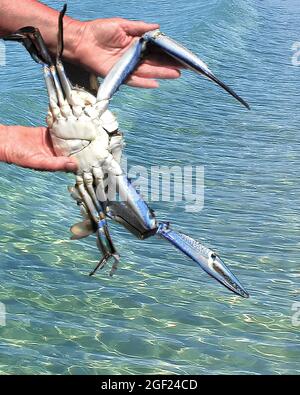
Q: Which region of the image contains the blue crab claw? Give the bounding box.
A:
[143,30,250,110]
[97,38,147,101]
[157,223,249,298]
[2,27,53,66]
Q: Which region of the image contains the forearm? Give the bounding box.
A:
[0,0,80,59]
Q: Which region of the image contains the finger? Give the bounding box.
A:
[125,76,159,88]
[133,63,181,79]
[122,21,160,37]
[30,155,78,173]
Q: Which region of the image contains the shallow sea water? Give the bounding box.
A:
[0,0,299,375]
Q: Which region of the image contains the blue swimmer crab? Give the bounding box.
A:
[3,5,250,297]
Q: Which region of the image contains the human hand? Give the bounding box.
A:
[0,1,181,88]
[66,18,182,88]
[0,125,78,172]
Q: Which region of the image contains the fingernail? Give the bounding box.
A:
[65,161,78,173]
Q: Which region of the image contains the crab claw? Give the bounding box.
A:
[201,251,249,298]
[157,223,249,298]
[143,30,250,110]
[97,38,146,101]
[2,27,53,66]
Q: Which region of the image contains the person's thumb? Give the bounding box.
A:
[123,21,160,36]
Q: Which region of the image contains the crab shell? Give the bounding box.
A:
[46,87,120,174]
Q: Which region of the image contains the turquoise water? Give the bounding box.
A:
[0,0,299,375]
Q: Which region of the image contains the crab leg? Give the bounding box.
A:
[76,175,119,274]
[156,224,249,298]
[55,4,73,101]
[96,30,249,110]
[97,38,147,102]
[56,62,73,102]
[107,174,249,297]
[143,30,249,109]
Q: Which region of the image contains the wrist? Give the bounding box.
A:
[61,18,87,64]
